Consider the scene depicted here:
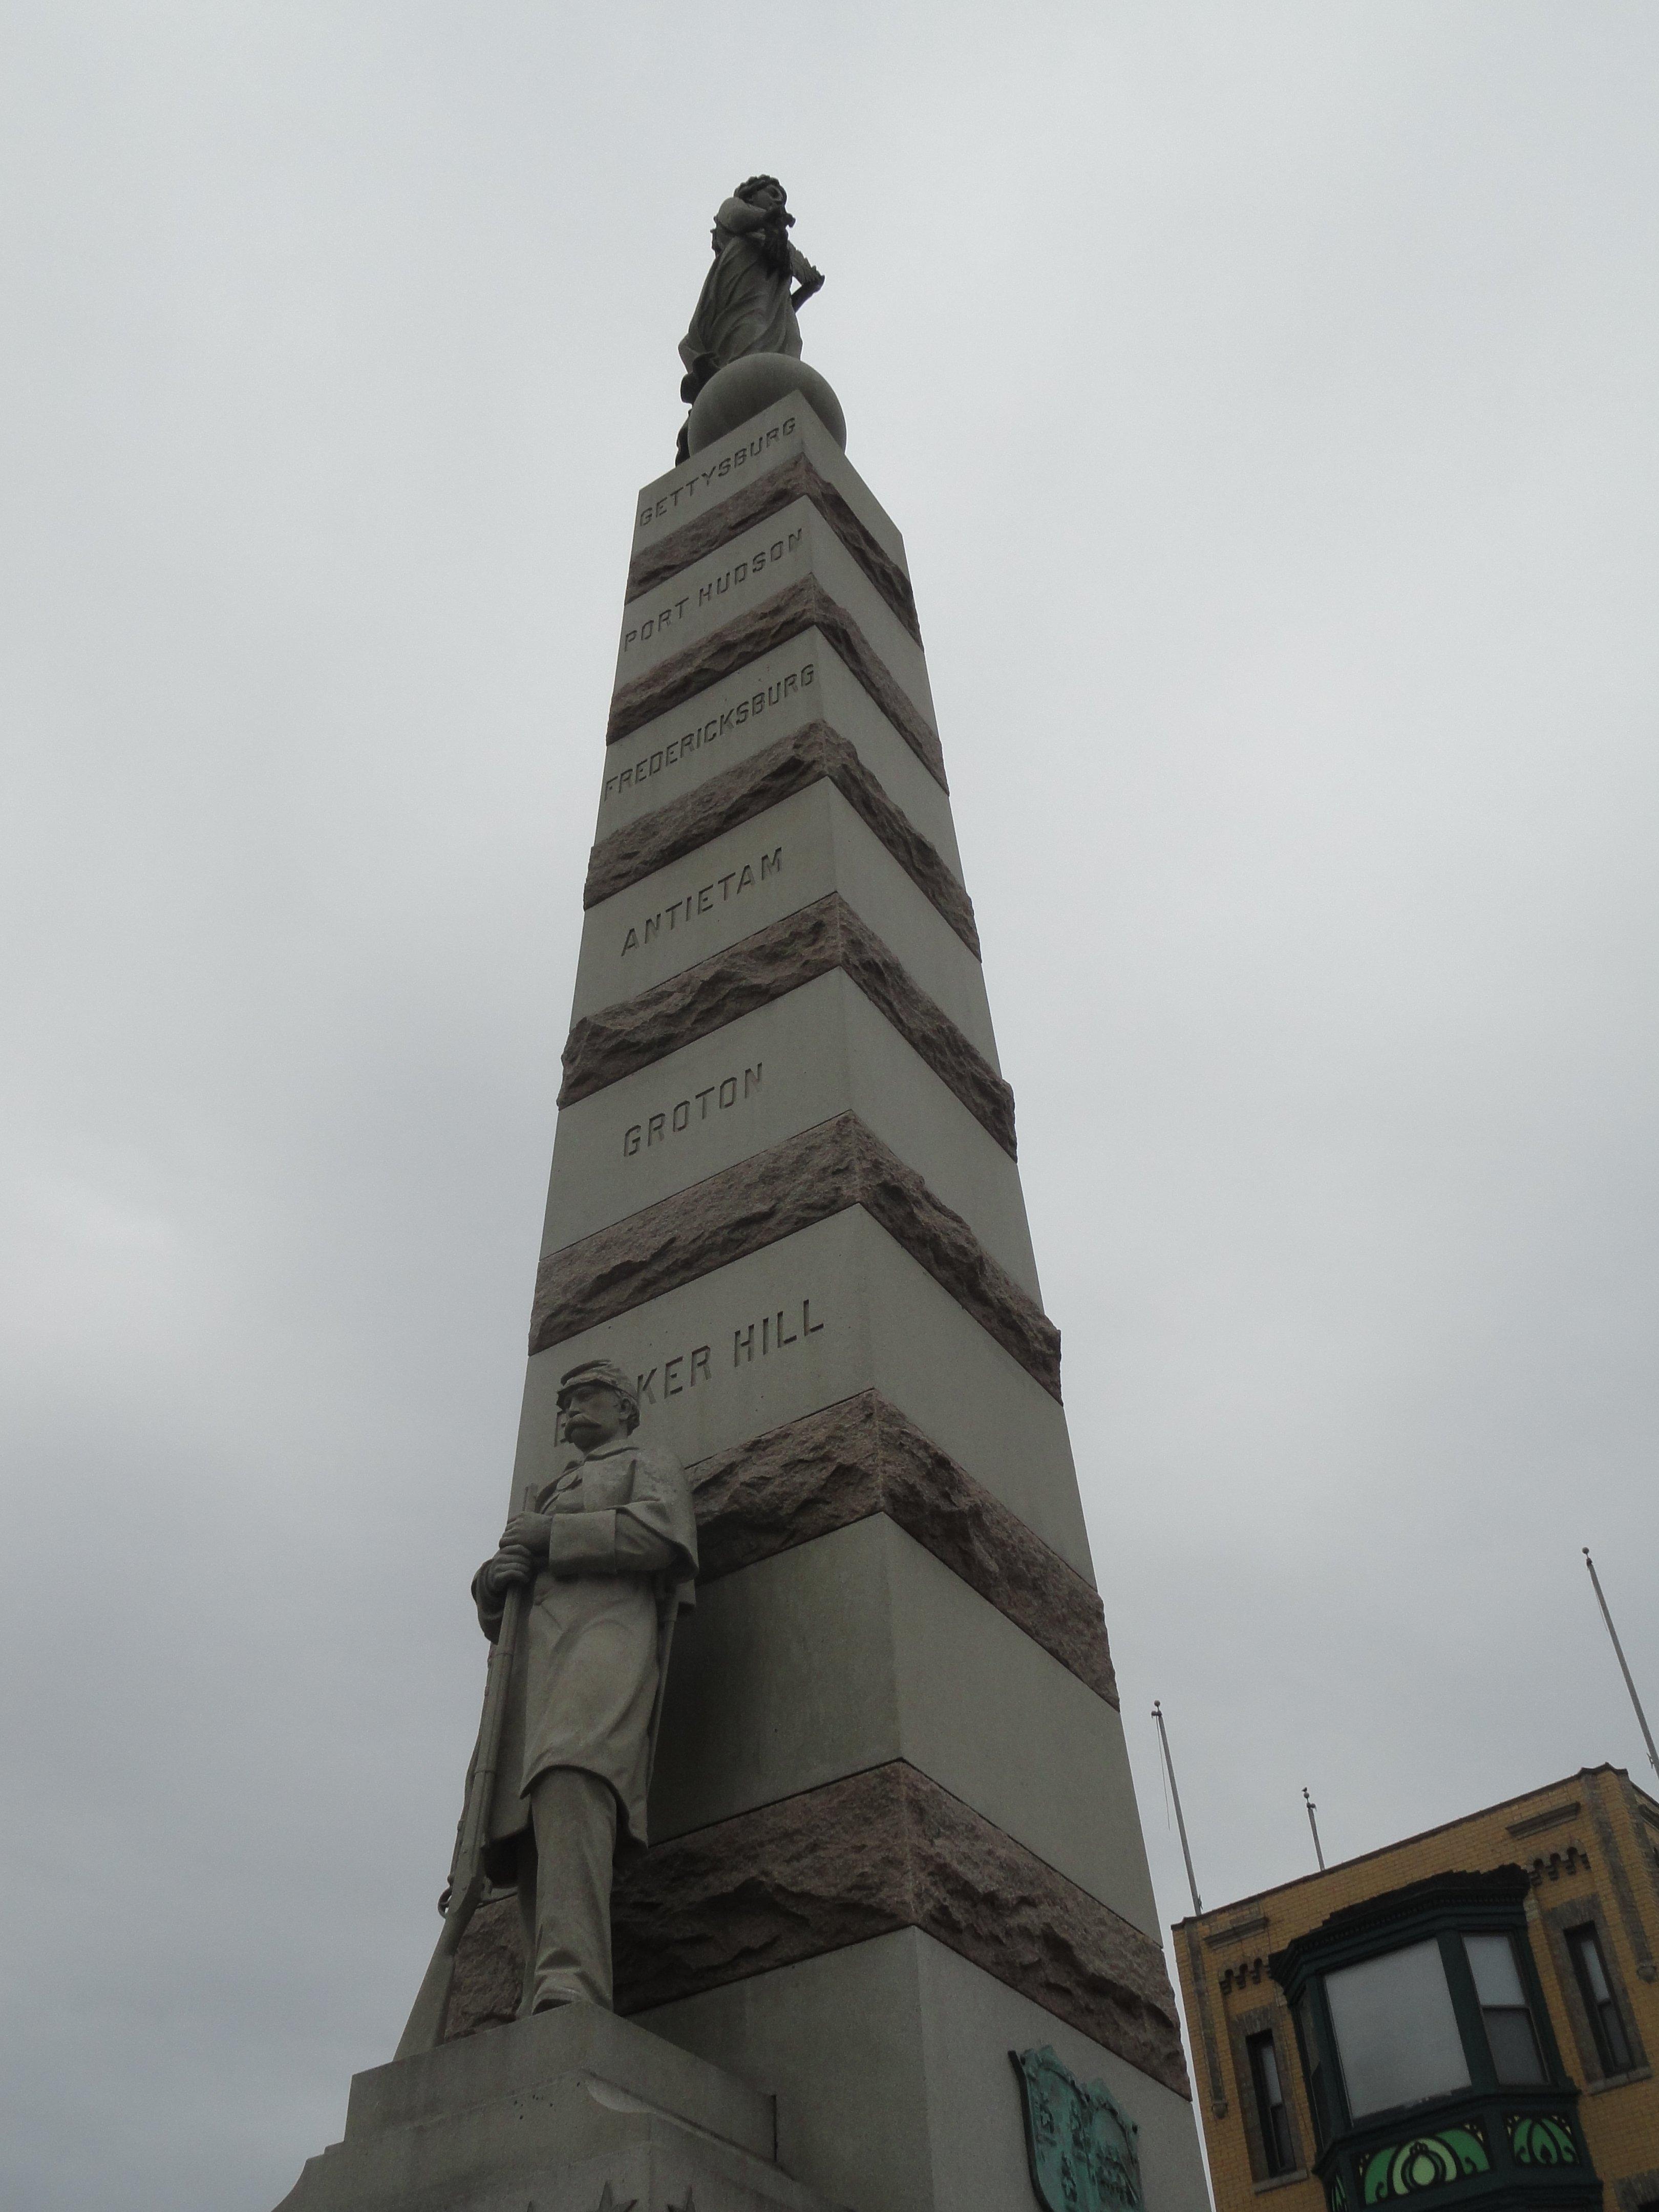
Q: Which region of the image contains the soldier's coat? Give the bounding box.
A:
[473,1436,697,1867]
[679,197,811,379]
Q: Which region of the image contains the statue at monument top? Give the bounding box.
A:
[676,177,824,461]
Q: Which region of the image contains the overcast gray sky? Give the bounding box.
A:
[4,6,1658,2207]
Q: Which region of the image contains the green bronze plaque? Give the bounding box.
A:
[1011,2045,1143,2212]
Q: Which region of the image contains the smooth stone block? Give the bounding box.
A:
[346,2001,772,2153]
[639,1927,1209,2212]
[595,630,962,877]
[542,971,1039,1295]
[511,1207,1093,1576]
[633,393,905,576]
[614,499,934,733]
[650,1514,1156,1932]
[571,780,996,1064]
[652,1934,934,2212]
[274,2004,843,2212]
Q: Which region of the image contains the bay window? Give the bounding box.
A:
[1270,1867,1597,2211]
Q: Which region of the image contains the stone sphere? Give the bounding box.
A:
[686,356,846,455]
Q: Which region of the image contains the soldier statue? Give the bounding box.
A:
[470,1359,697,2013]
[676,175,824,460]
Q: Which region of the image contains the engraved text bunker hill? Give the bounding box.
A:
[597,1295,828,1413]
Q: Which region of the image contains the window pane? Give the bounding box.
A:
[1295,1992,1332,2146]
[1601,2002,1634,2072]
[1248,2032,1293,2176]
[1466,1934,1546,2085]
[1269,2101,1294,2172]
[1569,1925,1612,2004]
[1325,1940,1471,2118]
[1465,1933,1526,2008]
[1254,2034,1282,2102]
[1485,2008,1546,2085]
[1568,1924,1634,2071]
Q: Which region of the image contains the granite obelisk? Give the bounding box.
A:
[276,191,1207,2212]
[501,377,1208,2210]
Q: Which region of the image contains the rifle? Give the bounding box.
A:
[393,1491,534,2060]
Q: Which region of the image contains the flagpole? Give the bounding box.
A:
[1152,1700,1202,1915]
[1584,1548,1659,1781]
[1303,1786,1326,1870]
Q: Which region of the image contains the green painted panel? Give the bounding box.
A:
[1505,2114,1578,2167]
[1360,2123,1491,2203]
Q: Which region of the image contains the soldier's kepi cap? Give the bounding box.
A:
[556,1357,640,1427]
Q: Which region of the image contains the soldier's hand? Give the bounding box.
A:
[480,1545,536,1598]
[500,1512,554,1560]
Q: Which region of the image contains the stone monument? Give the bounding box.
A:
[274,183,1208,2212]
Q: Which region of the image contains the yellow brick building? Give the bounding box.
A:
[1173,1765,1659,2212]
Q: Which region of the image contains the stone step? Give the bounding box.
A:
[275,2004,844,2212]
[344,2002,770,2152]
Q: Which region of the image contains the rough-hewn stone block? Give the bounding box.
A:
[614,1765,1189,2096]
[443,1767,1188,2103]
[606,575,947,790]
[688,1390,1115,1702]
[595,635,961,877]
[560,894,1016,1155]
[585,719,976,953]
[542,976,1038,1289]
[530,1112,1060,1398]
[626,450,921,645]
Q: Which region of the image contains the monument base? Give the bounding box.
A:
[273,2003,845,2212]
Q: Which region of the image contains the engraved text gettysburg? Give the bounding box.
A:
[634,414,799,536]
